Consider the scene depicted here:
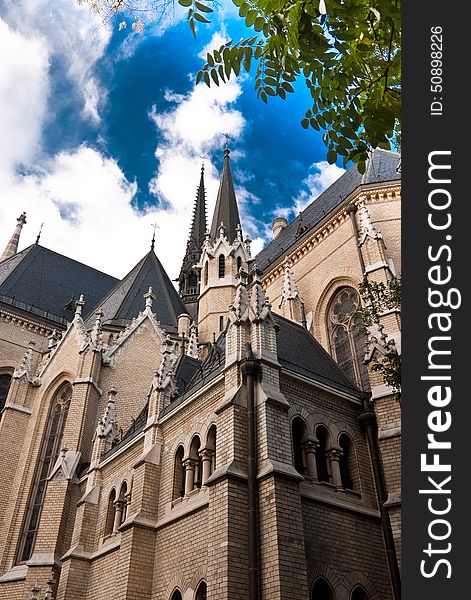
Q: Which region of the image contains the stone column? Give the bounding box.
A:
[327,448,343,488]
[200,449,214,485]
[183,458,196,495]
[113,499,125,532]
[302,437,319,481]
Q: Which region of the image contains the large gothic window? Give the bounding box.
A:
[18,383,72,562]
[0,372,12,415]
[328,287,370,390]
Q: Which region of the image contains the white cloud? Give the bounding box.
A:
[0,19,49,171]
[1,0,111,125]
[82,77,102,123]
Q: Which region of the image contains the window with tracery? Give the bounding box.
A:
[328,287,370,390]
[18,383,72,562]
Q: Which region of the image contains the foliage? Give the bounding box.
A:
[81,0,401,174]
[187,0,401,174]
[360,277,401,400]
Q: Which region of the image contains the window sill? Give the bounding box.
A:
[159,487,209,528]
[299,480,379,518]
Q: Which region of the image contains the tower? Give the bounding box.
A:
[196,145,251,344]
[0,212,27,262]
[178,165,207,320]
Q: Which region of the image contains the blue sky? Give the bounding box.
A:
[0,0,344,280]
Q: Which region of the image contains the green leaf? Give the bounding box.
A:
[239,3,250,17]
[327,150,337,164]
[194,12,211,23]
[254,45,263,59]
[210,69,219,86]
[254,17,265,32]
[309,117,320,131]
[189,17,196,39]
[195,1,213,12]
[203,70,210,86]
[178,0,192,6]
[264,76,278,87]
[196,70,203,84]
[207,53,214,67]
[264,86,276,96]
[282,81,294,93]
[246,9,257,27]
[214,50,222,63]
[301,118,309,129]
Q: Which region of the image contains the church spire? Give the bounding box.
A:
[178,165,207,318]
[1,212,27,262]
[209,144,241,244]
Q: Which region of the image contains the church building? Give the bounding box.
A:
[0,146,401,600]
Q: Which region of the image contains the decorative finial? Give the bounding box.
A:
[151,222,159,251]
[144,286,155,309]
[75,294,85,316]
[223,133,232,155]
[36,222,44,244]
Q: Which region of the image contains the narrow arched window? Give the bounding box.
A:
[118,482,128,525]
[171,590,183,600]
[204,262,208,286]
[105,489,116,536]
[328,287,370,390]
[196,581,207,600]
[311,577,334,600]
[219,315,224,331]
[173,446,185,500]
[188,272,198,294]
[18,383,72,562]
[291,417,308,476]
[218,254,225,278]
[315,426,330,483]
[236,256,242,273]
[189,436,202,490]
[0,372,12,414]
[351,585,369,600]
[206,425,217,480]
[339,433,355,490]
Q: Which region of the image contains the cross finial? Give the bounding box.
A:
[223,133,232,152]
[36,223,44,245]
[150,222,159,250]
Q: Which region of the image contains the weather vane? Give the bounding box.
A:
[223,133,232,149]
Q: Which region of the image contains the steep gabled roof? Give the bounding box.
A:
[85,249,188,332]
[0,244,118,327]
[273,313,363,398]
[255,149,400,272]
[209,145,241,243]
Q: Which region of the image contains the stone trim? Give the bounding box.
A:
[158,487,209,529]
[73,377,102,395]
[159,374,224,423]
[3,402,32,415]
[0,564,28,582]
[300,481,380,519]
[283,370,362,404]
[98,431,144,468]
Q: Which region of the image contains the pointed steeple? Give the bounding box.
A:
[179,165,207,315]
[1,212,27,262]
[209,144,241,244]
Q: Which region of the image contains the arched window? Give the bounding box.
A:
[105,489,116,536]
[315,426,330,483]
[205,425,217,482]
[327,287,370,390]
[196,581,207,600]
[189,436,202,490]
[219,315,224,331]
[118,481,128,525]
[339,434,355,490]
[218,254,225,278]
[351,585,369,600]
[170,590,183,600]
[291,417,308,476]
[18,383,72,562]
[187,272,198,294]
[0,372,12,414]
[311,577,334,600]
[204,262,208,286]
[236,256,242,273]
[173,446,185,500]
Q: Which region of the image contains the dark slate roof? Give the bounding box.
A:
[179,166,207,282]
[85,250,188,332]
[160,335,226,418]
[0,244,118,327]
[209,146,241,244]
[174,354,201,396]
[255,149,400,272]
[274,313,362,398]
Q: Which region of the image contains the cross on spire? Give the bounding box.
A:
[151,222,159,251]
